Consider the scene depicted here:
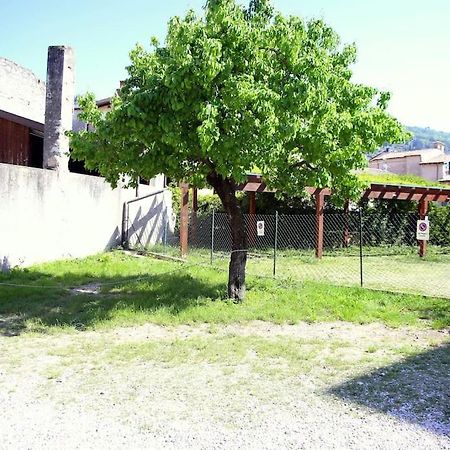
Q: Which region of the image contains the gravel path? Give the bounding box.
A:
[0,322,449,449]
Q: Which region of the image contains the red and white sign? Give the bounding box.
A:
[416,219,430,241]
[257,221,265,237]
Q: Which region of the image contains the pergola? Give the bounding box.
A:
[179,174,450,258]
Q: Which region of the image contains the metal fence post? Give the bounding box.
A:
[211,209,215,265]
[359,206,364,287]
[163,214,168,251]
[125,203,130,250]
[273,211,278,277]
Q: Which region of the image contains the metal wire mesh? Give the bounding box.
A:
[360,211,450,297]
[130,208,450,299]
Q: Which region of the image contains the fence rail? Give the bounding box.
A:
[130,209,450,299]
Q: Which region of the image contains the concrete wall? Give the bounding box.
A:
[369,155,442,180]
[0,58,45,124]
[369,157,409,175]
[405,155,422,177]
[420,163,441,181]
[127,194,171,249]
[0,163,173,269]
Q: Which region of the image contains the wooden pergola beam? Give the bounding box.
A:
[238,176,450,202]
[248,191,256,215]
[305,186,332,196]
[237,175,274,192]
[248,191,256,247]
[364,184,450,202]
[235,177,450,261]
[178,175,449,258]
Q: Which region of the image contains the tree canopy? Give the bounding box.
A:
[70,0,408,300]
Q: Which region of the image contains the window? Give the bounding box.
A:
[444,162,450,177]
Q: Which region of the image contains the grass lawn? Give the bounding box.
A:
[154,245,450,299]
[0,250,448,335]
[1,251,449,447]
[256,252,450,299]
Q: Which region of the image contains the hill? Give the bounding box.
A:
[374,125,450,154]
[406,126,450,151]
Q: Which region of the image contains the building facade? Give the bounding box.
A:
[0,57,45,167]
[0,49,172,269]
[369,141,450,184]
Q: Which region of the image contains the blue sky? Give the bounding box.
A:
[1,0,449,131]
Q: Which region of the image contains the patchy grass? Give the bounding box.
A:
[358,172,444,188]
[0,251,449,335]
[151,245,450,299]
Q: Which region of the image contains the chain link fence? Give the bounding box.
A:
[131,209,450,299]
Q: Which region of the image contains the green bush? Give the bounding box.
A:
[429,205,450,246]
[169,182,450,248]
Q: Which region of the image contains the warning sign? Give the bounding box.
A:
[257,221,265,237]
[416,219,430,241]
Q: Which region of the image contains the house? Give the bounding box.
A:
[72,97,112,133]
[369,141,450,184]
[0,57,107,175]
[0,57,45,167]
[0,47,172,269]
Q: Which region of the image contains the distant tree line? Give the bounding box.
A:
[406,126,450,151]
[379,126,450,153]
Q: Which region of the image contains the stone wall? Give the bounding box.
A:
[0,58,46,124]
[0,164,173,269]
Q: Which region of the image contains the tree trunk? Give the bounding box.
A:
[207,172,247,301]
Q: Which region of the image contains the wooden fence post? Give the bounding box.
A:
[315,190,325,259]
[418,199,429,258]
[342,199,350,247]
[191,187,198,245]
[248,191,256,247]
[180,182,189,257]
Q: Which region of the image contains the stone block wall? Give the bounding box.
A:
[0,58,46,124]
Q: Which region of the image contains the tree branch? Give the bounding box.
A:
[290,160,316,171]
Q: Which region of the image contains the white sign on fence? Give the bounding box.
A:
[257,221,265,237]
[416,219,430,241]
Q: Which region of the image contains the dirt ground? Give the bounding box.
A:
[0,321,449,449]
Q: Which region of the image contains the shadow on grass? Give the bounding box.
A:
[328,344,450,437]
[0,269,222,336]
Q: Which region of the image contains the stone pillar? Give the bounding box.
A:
[43,46,75,171]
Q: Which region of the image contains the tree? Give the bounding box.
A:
[69,0,408,301]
